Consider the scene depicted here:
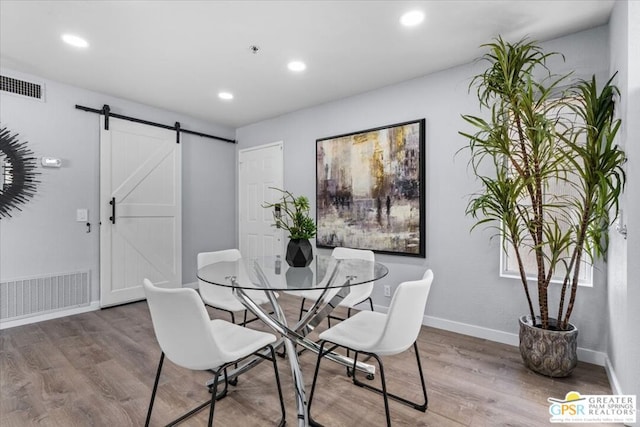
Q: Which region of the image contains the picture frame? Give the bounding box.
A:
[316,119,425,257]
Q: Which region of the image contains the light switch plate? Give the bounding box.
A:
[76,209,88,222]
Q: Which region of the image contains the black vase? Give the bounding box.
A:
[285,239,313,267]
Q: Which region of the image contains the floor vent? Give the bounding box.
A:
[0,74,44,101]
[0,271,90,322]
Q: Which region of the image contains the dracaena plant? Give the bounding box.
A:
[263,188,317,240]
[460,37,626,331]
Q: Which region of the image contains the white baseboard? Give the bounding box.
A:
[577,347,606,366]
[0,301,101,330]
[423,314,519,347]
[373,303,606,367]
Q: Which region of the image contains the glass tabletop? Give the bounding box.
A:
[197,255,388,291]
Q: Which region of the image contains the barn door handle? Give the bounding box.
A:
[109,197,116,224]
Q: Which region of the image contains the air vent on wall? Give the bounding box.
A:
[0,74,44,101]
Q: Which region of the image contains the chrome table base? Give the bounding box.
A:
[206,260,375,427]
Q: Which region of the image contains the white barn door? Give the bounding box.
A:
[239,142,284,259]
[100,117,181,307]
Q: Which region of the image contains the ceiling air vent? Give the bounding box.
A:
[0,74,44,101]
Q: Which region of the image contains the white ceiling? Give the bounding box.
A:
[0,1,614,128]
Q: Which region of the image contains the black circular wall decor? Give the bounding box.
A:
[0,125,39,218]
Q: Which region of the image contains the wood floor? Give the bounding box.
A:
[0,294,618,427]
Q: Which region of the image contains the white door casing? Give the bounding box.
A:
[238,142,284,259]
[100,117,181,307]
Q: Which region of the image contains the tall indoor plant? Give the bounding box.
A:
[263,188,317,267]
[460,37,626,376]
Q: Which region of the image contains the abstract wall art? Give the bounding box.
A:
[316,119,425,257]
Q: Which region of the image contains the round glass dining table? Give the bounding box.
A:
[197,254,388,427]
[197,254,388,291]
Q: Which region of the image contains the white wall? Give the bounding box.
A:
[607,0,640,414]
[236,26,615,356]
[0,68,236,303]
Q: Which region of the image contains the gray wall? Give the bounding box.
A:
[607,0,640,411]
[236,26,614,354]
[0,68,236,301]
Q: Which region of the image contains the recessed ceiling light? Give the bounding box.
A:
[61,33,89,48]
[218,91,234,100]
[287,61,306,72]
[400,10,425,27]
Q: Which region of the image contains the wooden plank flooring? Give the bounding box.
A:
[0,294,619,426]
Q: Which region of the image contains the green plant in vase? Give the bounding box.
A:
[263,188,317,267]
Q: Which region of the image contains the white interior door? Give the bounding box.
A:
[100,117,181,307]
[239,142,284,259]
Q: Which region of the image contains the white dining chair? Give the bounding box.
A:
[142,279,286,427]
[307,269,434,427]
[296,247,375,327]
[198,249,274,327]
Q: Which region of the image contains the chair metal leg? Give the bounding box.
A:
[166,399,215,427]
[148,357,227,427]
[267,345,287,427]
[298,298,307,320]
[245,344,287,426]
[166,371,228,427]
[145,352,165,427]
[312,340,428,426]
[308,341,341,426]
[219,368,231,394]
[351,352,391,426]
[207,367,221,427]
[352,341,428,412]
[291,297,309,358]
[413,342,429,411]
[350,352,391,426]
[308,341,327,425]
[147,347,286,427]
[344,308,353,359]
[166,372,227,427]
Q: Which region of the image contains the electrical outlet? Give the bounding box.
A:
[76,208,88,222]
[384,285,391,297]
